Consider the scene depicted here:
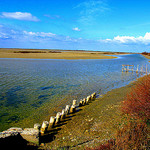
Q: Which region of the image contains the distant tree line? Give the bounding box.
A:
[142,52,150,56]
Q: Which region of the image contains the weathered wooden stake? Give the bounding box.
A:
[70,105,76,113]
[61,109,66,120]
[72,100,77,105]
[48,116,56,129]
[41,121,49,134]
[136,65,139,73]
[34,123,41,130]
[86,96,91,103]
[79,100,83,107]
[146,64,148,75]
[91,92,96,100]
[83,98,86,105]
[65,105,70,115]
[55,112,61,124]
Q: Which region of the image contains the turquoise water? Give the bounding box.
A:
[0,54,149,131]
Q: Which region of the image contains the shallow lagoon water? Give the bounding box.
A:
[0,54,149,131]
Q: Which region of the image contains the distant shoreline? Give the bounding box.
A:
[0,48,131,60]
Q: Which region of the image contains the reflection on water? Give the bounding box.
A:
[0,54,149,131]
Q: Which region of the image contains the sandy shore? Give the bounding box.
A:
[0,48,122,59]
[142,54,150,62]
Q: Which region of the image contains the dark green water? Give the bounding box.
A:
[0,54,149,131]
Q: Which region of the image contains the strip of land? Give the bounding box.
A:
[0,48,130,59]
[142,54,150,62]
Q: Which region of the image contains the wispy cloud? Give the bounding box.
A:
[1,24,150,52]
[72,27,81,31]
[23,31,56,37]
[1,12,39,21]
[75,0,110,25]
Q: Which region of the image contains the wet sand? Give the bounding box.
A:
[0,48,120,59]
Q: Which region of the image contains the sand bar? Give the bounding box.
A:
[0,48,121,59]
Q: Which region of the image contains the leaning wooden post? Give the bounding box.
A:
[122,65,124,72]
[127,65,129,72]
[55,112,61,124]
[65,105,70,115]
[70,105,76,113]
[86,96,91,104]
[146,64,148,75]
[72,100,77,106]
[79,99,83,107]
[48,116,56,129]
[141,65,143,73]
[83,98,86,105]
[61,109,66,120]
[91,92,96,100]
[41,121,49,134]
[34,123,41,130]
[136,65,139,73]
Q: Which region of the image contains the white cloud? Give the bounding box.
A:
[104,32,150,45]
[1,12,39,21]
[72,27,81,31]
[23,31,55,37]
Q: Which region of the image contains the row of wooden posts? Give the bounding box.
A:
[122,64,148,74]
[33,92,96,135]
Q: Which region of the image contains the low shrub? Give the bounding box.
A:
[121,75,150,122]
[115,118,148,150]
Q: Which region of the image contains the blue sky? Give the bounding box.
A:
[0,0,150,52]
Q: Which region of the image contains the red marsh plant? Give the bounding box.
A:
[121,75,150,122]
[88,75,150,150]
[115,118,148,150]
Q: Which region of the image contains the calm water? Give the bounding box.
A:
[0,54,149,131]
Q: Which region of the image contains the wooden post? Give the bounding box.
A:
[122,65,124,72]
[86,96,91,103]
[72,100,77,105]
[70,105,76,113]
[91,92,96,100]
[146,64,148,75]
[141,65,143,73]
[83,98,86,105]
[65,105,70,115]
[41,121,49,134]
[127,65,129,72]
[55,112,61,124]
[34,123,41,130]
[61,109,66,120]
[48,116,56,129]
[79,100,83,107]
[136,65,139,73]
